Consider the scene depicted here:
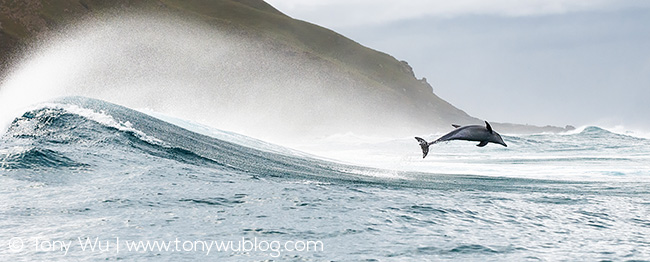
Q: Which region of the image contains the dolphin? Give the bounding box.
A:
[415,121,507,158]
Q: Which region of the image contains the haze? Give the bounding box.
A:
[268,0,650,130]
[0,13,422,143]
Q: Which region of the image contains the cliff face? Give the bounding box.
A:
[0,0,568,136]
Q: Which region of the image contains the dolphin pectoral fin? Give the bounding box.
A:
[452,124,461,128]
[477,141,488,147]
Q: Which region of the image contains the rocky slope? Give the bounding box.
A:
[0,0,571,136]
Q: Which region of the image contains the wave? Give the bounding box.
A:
[0,13,426,144]
[0,147,88,169]
[1,96,648,186]
[559,125,650,140]
[287,123,650,181]
[1,97,419,186]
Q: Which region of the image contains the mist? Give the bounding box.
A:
[341,10,650,130]
[271,2,650,132]
[0,12,415,144]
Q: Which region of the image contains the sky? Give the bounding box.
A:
[266,0,650,130]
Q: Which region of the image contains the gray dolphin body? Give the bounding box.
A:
[415,121,507,158]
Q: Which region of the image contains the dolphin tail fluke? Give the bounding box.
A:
[415,137,431,158]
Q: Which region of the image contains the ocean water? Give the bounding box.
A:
[1,97,649,261]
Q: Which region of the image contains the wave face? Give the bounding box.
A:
[1,97,650,260]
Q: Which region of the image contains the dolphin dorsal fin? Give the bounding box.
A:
[485,121,493,134]
[452,124,461,128]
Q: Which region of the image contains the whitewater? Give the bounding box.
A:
[1,11,649,261]
[1,97,649,261]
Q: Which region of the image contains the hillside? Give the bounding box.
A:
[0,0,570,137]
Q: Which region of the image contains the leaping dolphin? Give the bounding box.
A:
[415,121,507,158]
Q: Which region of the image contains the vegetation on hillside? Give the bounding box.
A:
[0,0,570,134]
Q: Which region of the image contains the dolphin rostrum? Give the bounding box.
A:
[415,121,507,158]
